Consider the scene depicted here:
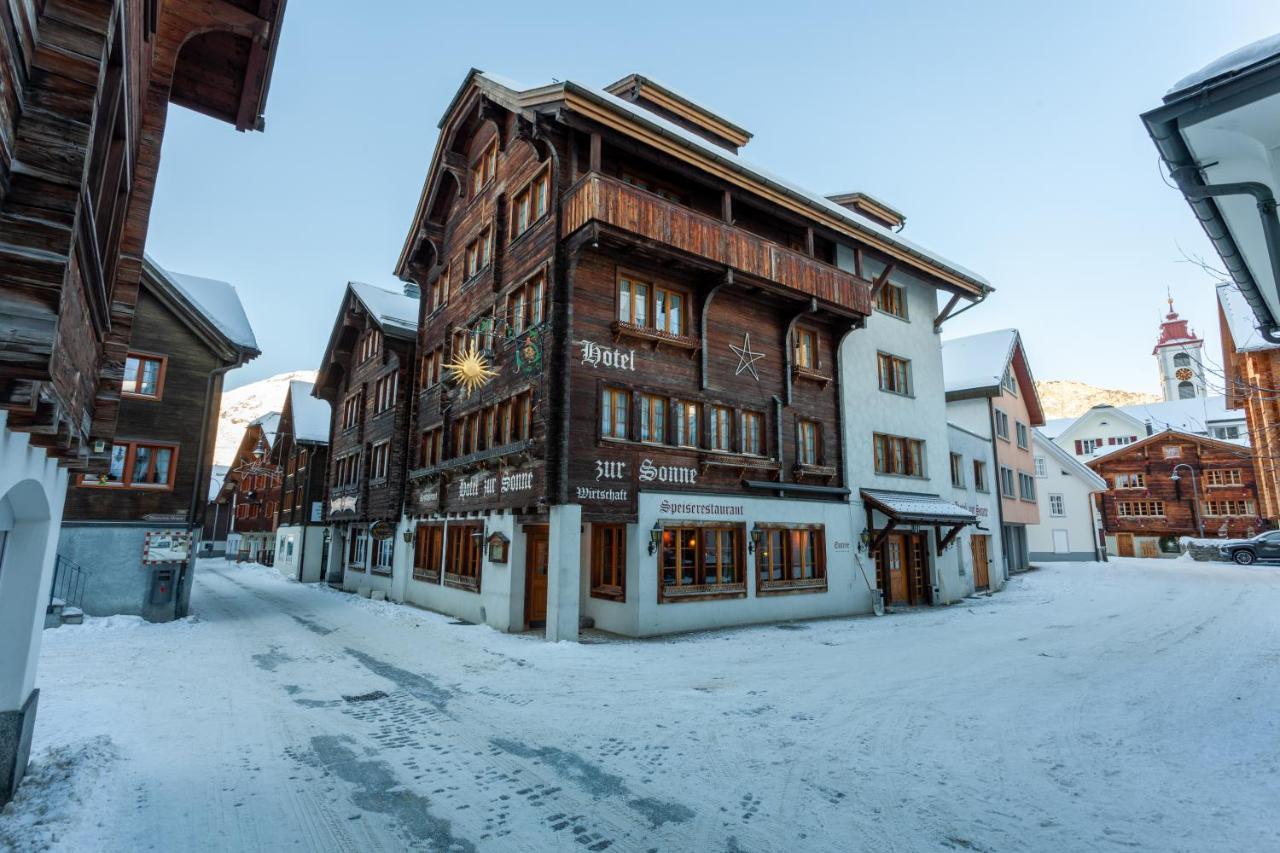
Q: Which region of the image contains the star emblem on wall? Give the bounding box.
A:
[443,340,498,398]
[730,332,765,381]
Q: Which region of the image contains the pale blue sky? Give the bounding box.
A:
[145,0,1280,394]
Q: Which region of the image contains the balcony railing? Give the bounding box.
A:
[562,174,872,315]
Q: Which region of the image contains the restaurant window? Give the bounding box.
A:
[590,524,626,601]
[659,525,745,600]
[674,400,700,448]
[876,352,910,395]
[601,387,629,439]
[471,139,497,196]
[950,453,964,488]
[79,442,177,489]
[709,406,732,452]
[371,537,394,575]
[511,168,550,239]
[413,524,444,582]
[639,393,666,443]
[741,411,764,455]
[793,328,817,369]
[444,523,483,591]
[122,353,165,399]
[757,525,826,593]
[797,420,820,465]
[876,282,907,319]
[347,527,368,568]
[873,433,924,477]
[370,441,390,481]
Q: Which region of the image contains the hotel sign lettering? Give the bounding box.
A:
[580,339,636,371]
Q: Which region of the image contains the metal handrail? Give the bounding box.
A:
[49,554,89,611]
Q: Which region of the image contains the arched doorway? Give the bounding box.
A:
[0,477,55,805]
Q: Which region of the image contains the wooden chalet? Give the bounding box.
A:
[1088,429,1264,557]
[219,412,281,563]
[268,380,331,581]
[313,282,419,583]
[58,258,259,618]
[378,70,990,639]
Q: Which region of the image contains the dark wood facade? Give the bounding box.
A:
[0,0,285,468]
[62,261,257,526]
[219,416,280,540]
[393,71,987,526]
[314,285,418,526]
[270,383,329,529]
[1089,430,1265,544]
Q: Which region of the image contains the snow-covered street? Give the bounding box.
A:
[5,557,1280,853]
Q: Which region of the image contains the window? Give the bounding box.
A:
[1016,422,1029,449]
[1018,472,1036,501]
[419,428,442,468]
[464,227,493,280]
[511,391,533,441]
[1114,473,1146,489]
[335,452,361,486]
[1213,425,1241,440]
[444,524,482,591]
[741,411,764,455]
[1163,445,1183,459]
[1000,466,1016,498]
[873,433,925,477]
[1202,499,1256,517]
[659,525,745,599]
[1078,438,1101,455]
[413,524,444,582]
[1001,366,1017,396]
[617,274,689,337]
[358,329,382,363]
[1204,469,1243,487]
[370,441,390,481]
[994,409,1010,440]
[509,272,547,334]
[877,352,910,395]
[427,266,450,313]
[371,537,394,574]
[347,528,368,569]
[709,406,732,452]
[590,524,626,600]
[470,139,497,195]
[674,400,700,448]
[80,441,178,489]
[373,371,398,414]
[797,420,820,465]
[1049,493,1065,517]
[122,354,165,399]
[1117,500,1165,518]
[793,328,817,370]
[757,525,826,593]
[639,393,666,443]
[1034,455,1047,477]
[620,171,688,204]
[950,453,964,488]
[511,168,550,239]
[342,392,362,430]
[601,387,629,439]
[876,282,907,319]
[421,348,443,389]
[973,460,988,492]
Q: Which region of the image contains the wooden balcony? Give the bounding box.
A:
[562,174,872,316]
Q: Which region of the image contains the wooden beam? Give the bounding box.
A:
[933,292,963,332]
[869,262,896,302]
[868,518,898,555]
[721,190,732,224]
[589,132,601,173]
[936,523,965,556]
[804,227,815,257]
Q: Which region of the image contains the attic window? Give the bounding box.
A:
[1002,367,1017,396]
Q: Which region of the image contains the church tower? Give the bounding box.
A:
[1153,298,1206,401]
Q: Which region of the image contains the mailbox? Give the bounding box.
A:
[150,568,175,605]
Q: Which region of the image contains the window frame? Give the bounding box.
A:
[740,410,765,456]
[413,523,445,582]
[121,352,167,400]
[876,351,911,396]
[78,441,180,491]
[658,523,747,602]
[797,419,821,466]
[950,452,965,488]
[510,166,551,241]
[590,524,627,601]
[470,138,497,197]
[615,271,691,338]
[793,327,819,370]
[1049,493,1066,517]
[639,393,667,444]
[444,523,483,591]
[973,460,988,493]
[756,524,827,595]
[873,432,926,478]
[875,281,908,319]
[999,465,1016,498]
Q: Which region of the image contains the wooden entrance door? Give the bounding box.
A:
[1116,533,1134,557]
[971,534,990,589]
[884,534,910,603]
[524,526,549,627]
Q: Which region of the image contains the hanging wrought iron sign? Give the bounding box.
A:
[515,329,543,376]
[444,340,498,398]
[369,520,396,541]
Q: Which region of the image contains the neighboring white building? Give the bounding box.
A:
[1043,396,1249,463]
[947,423,1005,592]
[1028,431,1106,562]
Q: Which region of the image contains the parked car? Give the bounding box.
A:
[1218,531,1280,565]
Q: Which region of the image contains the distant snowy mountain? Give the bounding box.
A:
[1036,380,1160,421]
[214,370,317,467]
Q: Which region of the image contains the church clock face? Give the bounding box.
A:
[1175,367,1194,381]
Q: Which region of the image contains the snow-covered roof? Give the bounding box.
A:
[350,281,419,334]
[208,464,229,502]
[861,489,977,524]
[1033,431,1107,490]
[288,380,331,444]
[1050,397,1247,446]
[1218,282,1278,353]
[1039,417,1076,440]
[941,329,1018,394]
[1167,32,1280,97]
[464,72,990,295]
[250,411,281,448]
[144,256,258,353]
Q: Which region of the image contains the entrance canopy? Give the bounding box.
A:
[861,489,978,556]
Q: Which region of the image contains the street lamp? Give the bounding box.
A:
[1169,463,1204,538]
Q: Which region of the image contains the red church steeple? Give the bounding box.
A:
[1152,297,1202,354]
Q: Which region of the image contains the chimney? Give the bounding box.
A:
[403,281,421,299]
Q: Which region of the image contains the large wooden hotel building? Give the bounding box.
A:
[322,71,994,639]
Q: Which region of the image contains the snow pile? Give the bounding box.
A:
[0,736,119,852]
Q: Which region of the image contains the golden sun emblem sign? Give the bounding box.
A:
[444,340,499,398]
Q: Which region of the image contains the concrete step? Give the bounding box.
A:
[60,606,84,625]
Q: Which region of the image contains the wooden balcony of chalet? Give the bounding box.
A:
[561,174,872,317]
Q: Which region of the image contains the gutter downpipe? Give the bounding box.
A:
[987,398,1010,582]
